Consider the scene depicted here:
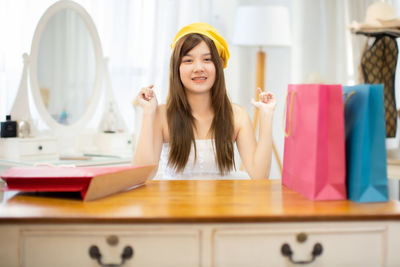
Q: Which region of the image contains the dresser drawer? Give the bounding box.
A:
[20,228,200,267]
[94,132,134,154]
[213,225,387,267]
[17,139,57,157]
[0,137,58,160]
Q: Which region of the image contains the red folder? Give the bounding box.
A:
[1,165,157,201]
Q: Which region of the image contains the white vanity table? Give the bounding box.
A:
[0,0,133,173]
[0,156,131,174]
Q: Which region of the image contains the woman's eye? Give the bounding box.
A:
[204,58,212,62]
[183,59,192,63]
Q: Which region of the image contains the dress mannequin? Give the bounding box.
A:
[350,2,400,137]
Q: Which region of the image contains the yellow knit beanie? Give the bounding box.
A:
[171,22,230,68]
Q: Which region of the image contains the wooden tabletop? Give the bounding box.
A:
[1,180,400,224]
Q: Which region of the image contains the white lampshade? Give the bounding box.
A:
[232,5,291,47]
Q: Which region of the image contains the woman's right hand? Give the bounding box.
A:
[135,85,158,114]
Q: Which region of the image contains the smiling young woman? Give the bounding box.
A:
[133,22,276,180]
[167,33,234,175]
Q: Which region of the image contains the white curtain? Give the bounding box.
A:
[0,0,212,132]
[291,0,378,85]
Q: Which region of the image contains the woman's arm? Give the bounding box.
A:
[236,89,276,179]
[132,85,164,166]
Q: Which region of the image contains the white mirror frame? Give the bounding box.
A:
[29,0,104,134]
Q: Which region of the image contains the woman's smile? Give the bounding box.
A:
[192,76,208,83]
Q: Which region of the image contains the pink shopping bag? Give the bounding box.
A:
[282,84,347,200]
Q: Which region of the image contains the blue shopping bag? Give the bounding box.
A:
[343,84,388,202]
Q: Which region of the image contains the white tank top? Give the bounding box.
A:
[154,139,249,180]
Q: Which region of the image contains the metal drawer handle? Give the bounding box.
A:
[38,145,43,150]
[89,245,133,267]
[281,243,323,265]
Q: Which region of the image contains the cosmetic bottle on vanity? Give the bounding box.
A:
[0,115,17,138]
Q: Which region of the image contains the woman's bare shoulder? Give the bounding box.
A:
[232,103,249,119]
[232,103,251,139]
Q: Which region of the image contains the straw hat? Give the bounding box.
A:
[350,2,400,37]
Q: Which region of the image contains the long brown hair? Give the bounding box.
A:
[166,33,235,175]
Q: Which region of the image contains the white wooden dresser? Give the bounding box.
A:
[0,180,400,266]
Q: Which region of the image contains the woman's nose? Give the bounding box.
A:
[193,60,205,71]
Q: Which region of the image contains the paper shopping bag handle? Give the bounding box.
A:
[283,91,296,138]
[343,91,356,107]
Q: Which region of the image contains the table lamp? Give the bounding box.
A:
[232,5,291,175]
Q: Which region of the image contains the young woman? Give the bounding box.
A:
[133,22,276,179]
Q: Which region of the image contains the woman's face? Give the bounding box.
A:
[179,41,216,95]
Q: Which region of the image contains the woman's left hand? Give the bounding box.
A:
[251,88,276,113]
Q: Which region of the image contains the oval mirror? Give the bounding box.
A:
[37,8,95,125]
[29,0,103,132]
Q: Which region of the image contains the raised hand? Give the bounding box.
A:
[135,85,158,114]
[251,88,276,113]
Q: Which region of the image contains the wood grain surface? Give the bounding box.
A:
[1,180,400,223]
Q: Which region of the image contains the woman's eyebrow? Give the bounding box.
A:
[184,52,211,57]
